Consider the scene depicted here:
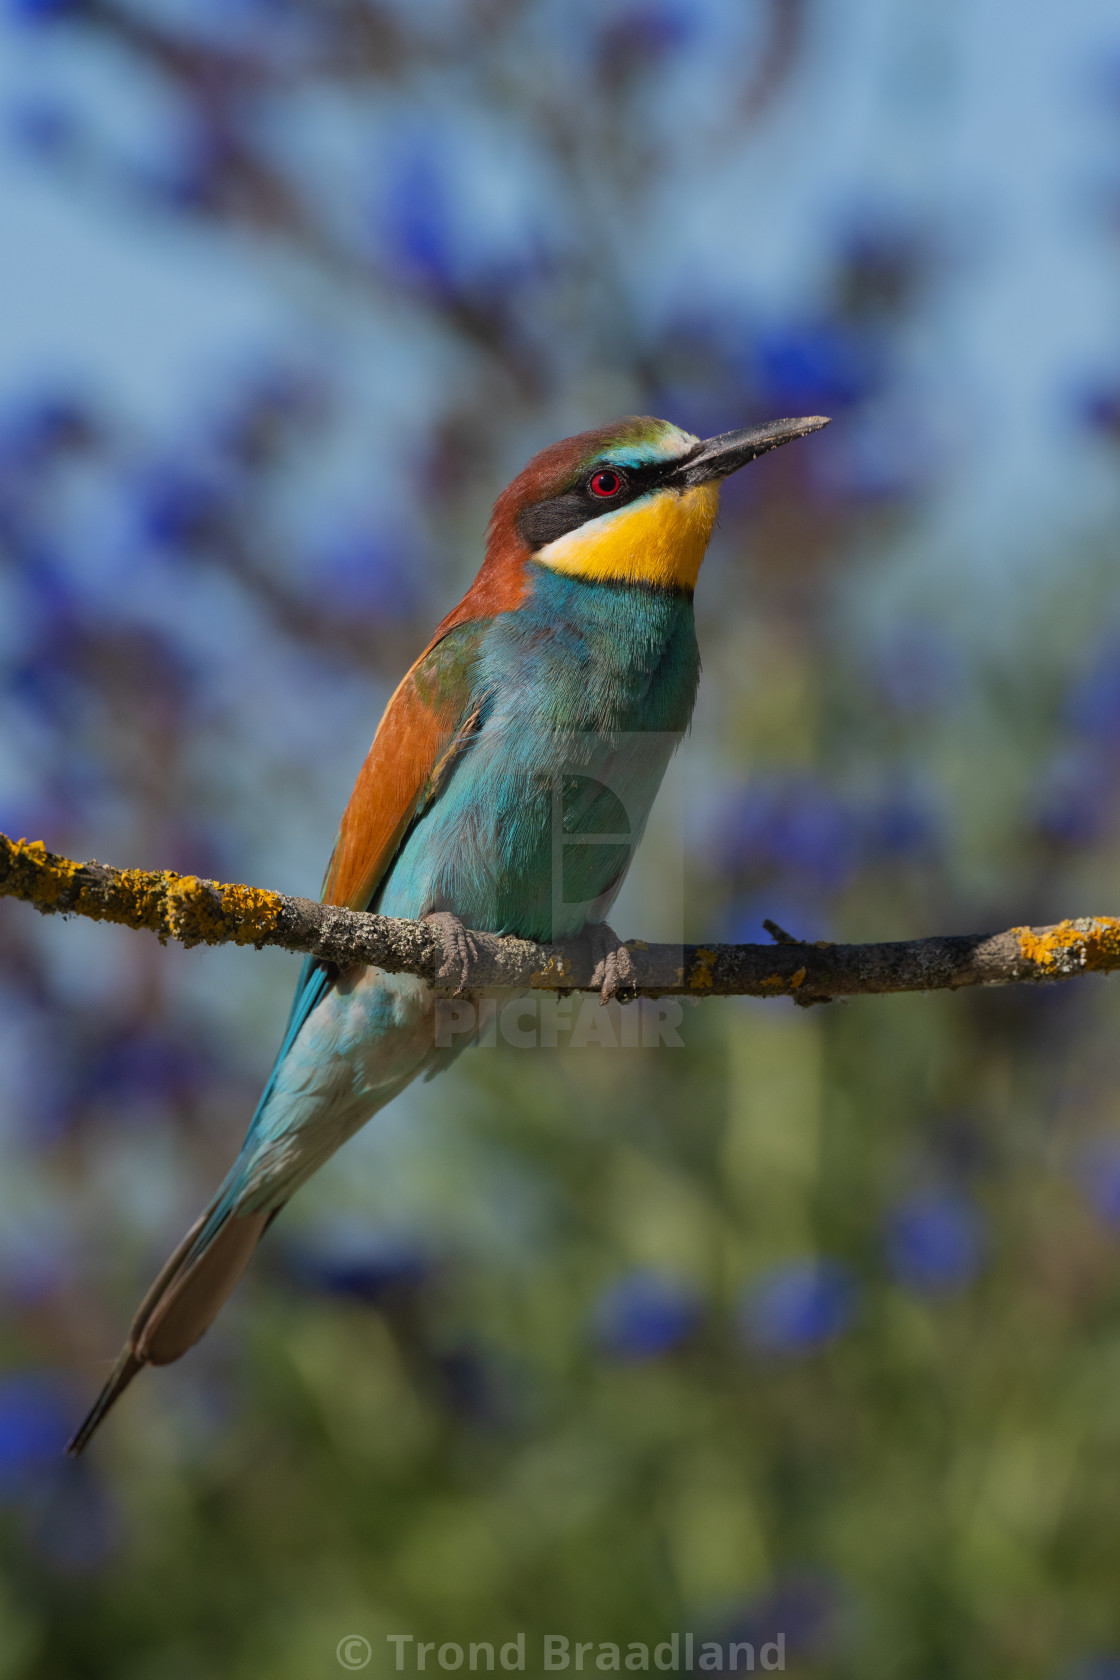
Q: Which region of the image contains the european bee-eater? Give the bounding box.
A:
[69,411,828,1452]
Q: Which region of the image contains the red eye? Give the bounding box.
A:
[589,469,622,498]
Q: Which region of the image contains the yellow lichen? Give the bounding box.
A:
[790,966,807,989]
[5,836,81,907]
[760,972,784,989]
[159,875,283,946]
[689,947,717,989]
[531,952,571,988]
[220,881,284,942]
[1014,917,1120,974]
[0,834,284,948]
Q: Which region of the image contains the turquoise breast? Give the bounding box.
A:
[376,569,700,941]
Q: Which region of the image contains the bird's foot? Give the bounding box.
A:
[424,911,481,994]
[583,921,637,1005]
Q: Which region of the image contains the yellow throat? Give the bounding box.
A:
[532,482,721,593]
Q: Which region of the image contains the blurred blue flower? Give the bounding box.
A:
[21,1460,122,1575]
[739,1259,856,1355]
[0,1372,75,1492]
[716,776,861,895]
[214,364,330,469]
[1076,1139,1120,1231]
[884,1188,985,1295]
[132,462,235,551]
[6,97,79,159]
[308,524,424,623]
[710,1570,841,1662]
[137,120,237,217]
[7,0,85,22]
[7,628,87,724]
[82,1026,207,1115]
[1063,1658,1120,1680]
[286,1227,433,1305]
[873,628,957,716]
[597,3,697,76]
[1033,750,1112,847]
[9,535,80,621]
[719,891,826,947]
[382,143,458,296]
[863,786,941,862]
[0,391,97,473]
[1067,640,1120,751]
[1079,385,1120,440]
[0,1218,73,1304]
[435,1345,523,1431]
[593,1268,701,1360]
[811,404,929,504]
[753,322,881,414]
[835,220,928,319]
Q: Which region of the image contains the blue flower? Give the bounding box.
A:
[307,524,424,623]
[381,144,459,296]
[716,776,861,895]
[132,463,234,551]
[862,782,941,863]
[1066,640,1120,751]
[593,1269,701,1360]
[720,891,828,947]
[873,627,957,716]
[739,1260,856,1355]
[753,322,881,414]
[21,1460,122,1575]
[1032,751,1112,847]
[0,1373,76,1492]
[6,97,78,159]
[596,3,697,77]
[1077,1140,1120,1231]
[1079,386,1120,440]
[435,1346,522,1431]
[1063,1658,1120,1680]
[709,1571,841,1662]
[884,1188,985,1294]
[82,1026,208,1114]
[0,391,96,473]
[7,0,85,23]
[286,1227,433,1305]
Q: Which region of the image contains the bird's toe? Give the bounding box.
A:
[586,922,637,1004]
[424,911,480,993]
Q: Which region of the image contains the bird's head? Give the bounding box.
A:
[487,413,830,597]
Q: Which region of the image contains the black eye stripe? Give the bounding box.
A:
[517,454,689,550]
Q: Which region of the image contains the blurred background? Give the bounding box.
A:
[3,1,1120,1675]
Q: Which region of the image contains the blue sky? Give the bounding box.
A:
[2,0,1119,584]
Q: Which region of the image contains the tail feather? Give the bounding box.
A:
[138,1211,269,1366]
[66,1348,144,1457]
[67,1207,271,1456]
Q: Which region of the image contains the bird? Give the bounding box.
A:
[68,410,828,1453]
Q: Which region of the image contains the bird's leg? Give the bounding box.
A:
[582,921,637,1005]
[423,910,481,994]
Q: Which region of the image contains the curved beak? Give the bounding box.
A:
[666,415,830,488]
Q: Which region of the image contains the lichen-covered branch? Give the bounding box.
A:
[2,831,1119,1003]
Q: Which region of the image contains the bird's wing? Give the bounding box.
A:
[321,618,489,912]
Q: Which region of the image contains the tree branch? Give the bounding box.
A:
[1,831,1118,1003]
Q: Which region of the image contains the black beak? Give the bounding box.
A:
[666,415,830,488]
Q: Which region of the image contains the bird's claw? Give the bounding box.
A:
[584,922,637,1004]
[424,911,480,994]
